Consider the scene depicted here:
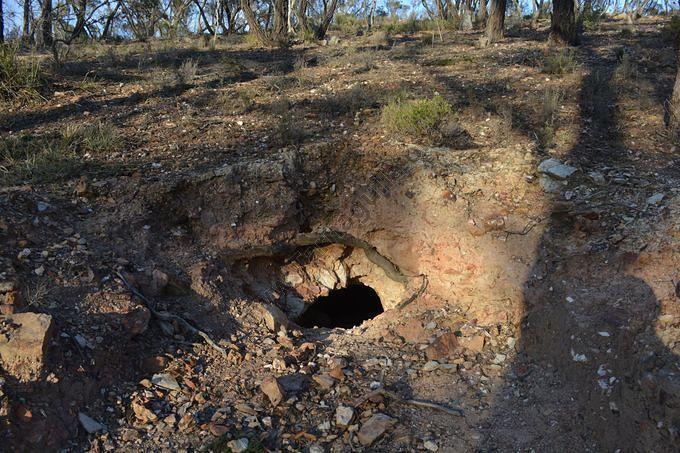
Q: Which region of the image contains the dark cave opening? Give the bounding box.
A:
[296,282,384,329]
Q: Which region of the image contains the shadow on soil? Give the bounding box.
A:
[480,39,680,451]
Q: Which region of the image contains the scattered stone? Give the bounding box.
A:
[151,373,181,391]
[0,313,53,381]
[235,403,257,415]
[492,354,506,364]
[253,303,290,333]
[261,377,285,407]
[328,365,345,381]
[335,405,354,426]
[122,307,151,337]
[458,334,485,352]
[570,349,588,362]
[78,412,105,434]
[646,193,665,205]
[309,444,325,453]
[120,428,139,442]
[587,171,605,184]
[278,372,311,395]
[394,319,429,344]
[538,158,577,180]
[313,373,336,390]
[357,413,397,446]
[425,332,460,361]
[178,413,195,432]
[424,439,439,451]
[141,355,169,374]
[227,438,249,452]
[131,399,158,423]
[14,403,32,422]
[74,333,95,350]
[538,175,564,193]
[422,361,440,372]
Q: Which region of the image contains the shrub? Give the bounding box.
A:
[615,50,636,81]
[0,44,43,103]
[581,8,606,31]
[619,28,634,38]
[335,13,364,35]
[544,49,578,75]
[366,31,390,48]
[381,95,453,143]
[539,87,562,126]
[320,84,379,116]
[176,58,198,85]
[385,18,423,35]
[536,87,562,149]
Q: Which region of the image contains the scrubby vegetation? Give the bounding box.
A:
[544,49,578,76]
[0,44,43,103]
[381,95,454,144]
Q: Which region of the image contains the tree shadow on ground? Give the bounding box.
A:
[480,39,680,451]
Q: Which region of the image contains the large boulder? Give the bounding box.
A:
[0,313,53,381]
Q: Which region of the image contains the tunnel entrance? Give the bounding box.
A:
[296,282,384,329]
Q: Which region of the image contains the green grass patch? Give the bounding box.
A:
[0,44,43,104]
[1,122,123,185]
[381,95,453,143]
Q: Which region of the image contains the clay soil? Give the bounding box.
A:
[1,17,679,453]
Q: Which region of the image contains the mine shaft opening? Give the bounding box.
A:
[296,282,384,329]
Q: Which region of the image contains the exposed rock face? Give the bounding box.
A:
[137,149,544,327]
[0,313,53,381]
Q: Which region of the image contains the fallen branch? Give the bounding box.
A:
[396,274,428,310]
[353,388,464,417]
[115,271,227,357]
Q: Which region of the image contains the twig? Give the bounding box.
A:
[115,271,227,357]
[353,389,464,417]
[503,217,544,239]
[396,274,428,310]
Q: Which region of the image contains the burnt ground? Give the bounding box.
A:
[1,17,679,453]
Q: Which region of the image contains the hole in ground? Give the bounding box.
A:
[296,282,384,329]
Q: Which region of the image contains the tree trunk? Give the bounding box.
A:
[461,0,473,30]
[271,0,287,38]
[23,0,31,43]
[477,0,487,25]
[367,0,377,31]
[287,0,295,33]
[481,0,506,46]
[0,0,4,43]
[193,0,215,35]
[314,0,338,39]
[550,0,578,45]
[297,0,309,35]
[670,48,680,136]
[69,0,88,42]
[241,0,276,45]
[41,0,53,47]
[102,1,120,40]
